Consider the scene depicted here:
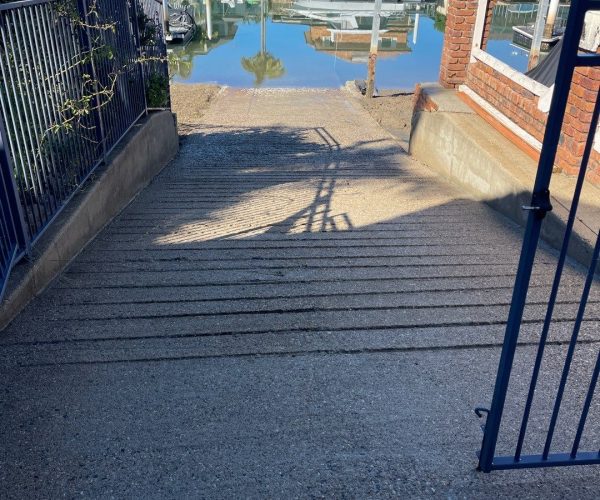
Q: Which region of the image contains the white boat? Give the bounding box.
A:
[165,5,198,45]
[291,0,409,15]
[288,0,413,28]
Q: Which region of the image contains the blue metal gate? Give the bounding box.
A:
[477,0,600,471]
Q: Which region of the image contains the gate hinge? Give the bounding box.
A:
[522,189,553,219]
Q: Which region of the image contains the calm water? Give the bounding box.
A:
[169,0,444,88]
[485,2,569,73]
[486,40,530,74]
[168,0,568,88]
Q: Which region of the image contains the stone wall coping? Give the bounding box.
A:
[459,84,543,151]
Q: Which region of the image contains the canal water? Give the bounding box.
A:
[168,0,570,89]
[484,2,570,74]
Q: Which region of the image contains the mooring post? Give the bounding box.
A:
[544,0,561,38]
[528,0,551,70]
[413,11,420,45]
[366,0,383,98]
[206,0,213,40]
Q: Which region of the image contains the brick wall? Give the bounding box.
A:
[440,0,600,184]
[465,60,600,181]
[439,0,478,88]
[558,67,600,180]
[413,84,439,113]
[465,61,547,142]
[308,26,407,45]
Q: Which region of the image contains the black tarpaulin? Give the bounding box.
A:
[525,37,563,86]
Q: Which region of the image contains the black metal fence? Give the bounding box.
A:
[0,0,168,299]
[139,0,169,97]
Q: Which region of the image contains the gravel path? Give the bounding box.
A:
[170,83,221,129]
[346,83,415,151]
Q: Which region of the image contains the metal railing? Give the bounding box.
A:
[0,0,168,299]
[0,117,27,299]
[139,0,170,107]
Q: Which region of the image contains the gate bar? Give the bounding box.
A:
[491,451,600,470]
[571,335,600,457]
[477,0,592,472]
[544,228,600,458]
[514,86,600,463]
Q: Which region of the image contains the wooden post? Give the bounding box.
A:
[162,0,169,39]
[366,0,383,98]
[206,0,213,40]
[413,12,420,45]
[543,0,560,39]
[528,0,550,70]
[261,0,266,54]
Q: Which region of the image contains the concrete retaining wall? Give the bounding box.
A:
[0,110,179,331]
[410,85,598,268]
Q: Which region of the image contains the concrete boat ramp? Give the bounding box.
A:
[1,89,599,497]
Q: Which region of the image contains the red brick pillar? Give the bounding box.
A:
[439,0,479,88]
[556,67,600,176]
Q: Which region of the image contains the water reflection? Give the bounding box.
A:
[240,0,286,84]
[485,2,570,72]
[169,0,441,88]
[168,0,573,87]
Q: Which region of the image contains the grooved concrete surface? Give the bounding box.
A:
[1,89,600,498]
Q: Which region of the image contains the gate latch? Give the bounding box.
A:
[474,407,490,433]
[522,189,553,219]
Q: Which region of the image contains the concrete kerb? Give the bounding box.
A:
[409,83,599,268]
[0,110,179,331]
